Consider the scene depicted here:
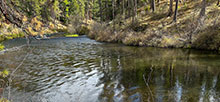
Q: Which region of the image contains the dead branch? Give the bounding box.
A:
[7,47,33,100]
[143,66,154,101]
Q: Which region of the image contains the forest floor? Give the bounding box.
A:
[87,0,220,51]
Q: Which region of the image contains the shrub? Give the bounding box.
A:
[67,15,90,35]
[77,25,90,35]
[193,24,220,50]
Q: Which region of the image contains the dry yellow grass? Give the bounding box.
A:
[88,0,220,50]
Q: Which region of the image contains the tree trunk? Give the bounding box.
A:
[131,0,134,23]
[134,0,137,18]
[112,0,115,31]
[128,0,131,18]
[199,0,206,25]
[217,0,220,6]
[105,0,108,20]
[151,0,156,12]
[123,0,125,19]
[85,1,88,22]
[168,0,173,16]
[98,0,102,22]
[173,0,179,22]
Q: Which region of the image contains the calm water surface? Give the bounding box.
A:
[0,36,220,102]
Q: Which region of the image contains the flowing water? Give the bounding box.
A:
[0,36,220,102]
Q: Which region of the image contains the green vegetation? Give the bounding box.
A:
[0,44,4,50]
[0,0,219,50]
[87,0,220,51]
[0,98,9,102]
[65,34,79,37]
[0,0,220,101]
[0,69,9,78]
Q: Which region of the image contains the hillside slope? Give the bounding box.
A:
[88,0,220,51]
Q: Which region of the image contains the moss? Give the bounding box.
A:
[0,35,5,42]
[18,33,25,37]
[65,34,79,37]
[0,44,4,50]
[5,36,13,40]
[0,33,25,42]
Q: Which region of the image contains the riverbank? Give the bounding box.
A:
[86,0,220,51]
[0,16,67,43]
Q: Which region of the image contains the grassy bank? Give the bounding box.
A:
[85,0,220,51]
[0,17,67,43]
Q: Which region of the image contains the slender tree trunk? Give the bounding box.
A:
[134,0,137,18]
[123,0,125,19]
[168,0,173,16]
[112,0,115,31]
[85,1,88,22]
[173,0,179,22]
[151,0,156,12]
[98,0,102,22]
[131,0,134,23]
[217,0,219,6]
[128,0,131,18]
[199,0,206,25]
[105,0,108,20]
